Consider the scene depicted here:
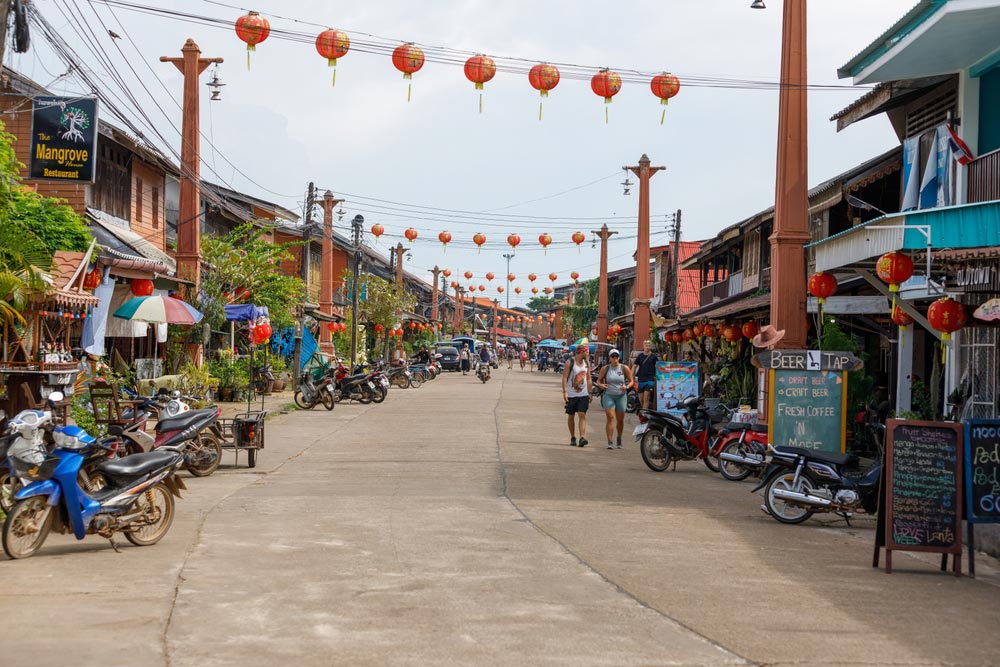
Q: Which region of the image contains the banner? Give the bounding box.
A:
[655,361,699,414]
[29,96,98,183]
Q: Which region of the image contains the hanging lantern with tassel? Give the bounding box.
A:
[438,231,452,252]
[464,54,497,113]
[473,233,487,254]
[391,43,425,102]
[235,11,270,70]
[650,72,681,125]
[528,62,560,120]
[927,297,966,363]
[315,29,350,87]
[591,68,622,124]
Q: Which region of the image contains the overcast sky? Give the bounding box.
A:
[19,0,916,305]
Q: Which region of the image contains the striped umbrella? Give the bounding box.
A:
[113,295,203,324]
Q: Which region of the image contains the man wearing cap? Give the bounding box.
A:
[632,340,659,410]
[595,349,635,449]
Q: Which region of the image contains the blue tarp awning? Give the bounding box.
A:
[224,304,269,322]
[537,339,565,349]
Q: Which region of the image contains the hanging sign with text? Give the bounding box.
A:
[964,420,1000,523]
[768,369,847,454]
[29,96,98,183]
[753,349,863,372]
[885,420,963,555]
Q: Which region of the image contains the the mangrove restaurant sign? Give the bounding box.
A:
[29,96,98,183]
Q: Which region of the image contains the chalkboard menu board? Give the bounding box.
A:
[768,369,847,454]
[885,420,963,561]
[964,420,1000,523]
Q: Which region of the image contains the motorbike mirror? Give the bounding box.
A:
[170,390,181,399]
[47,391,65,403]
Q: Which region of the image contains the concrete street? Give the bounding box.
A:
[1,368,998,667]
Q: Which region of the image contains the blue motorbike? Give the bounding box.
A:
[2,393,187,560]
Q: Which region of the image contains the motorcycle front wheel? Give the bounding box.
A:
[764,473,817,525]
[372,384,387,403]
[186,433,223,477]
[321,388,335,411]
[294,390,316,410]
[408,375,423,389]
[358,385,374,405]
[124,482,175,547]
[2,496,54,559]
[0,467,24,513]
[640,430,672,472]
[719,439,755,482]
[703,438,721,473]
[626,391,640,414]
[391,374,408,390]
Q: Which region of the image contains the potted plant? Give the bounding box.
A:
[269,355,288,392]
[232,357,250,402]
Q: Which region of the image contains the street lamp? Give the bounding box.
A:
[502,252,515,308]
[750,0,765,9]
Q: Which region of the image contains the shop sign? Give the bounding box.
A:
[29,96,98,183]
[948,260,1000,292]
[752,349,863,372]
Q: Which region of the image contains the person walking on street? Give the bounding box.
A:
[519,348,528,371]
[562,345,593,447]
[506,346,515,370]
[596,349,634,449]
[632,340,659,410]
[460,344,472,375]
[393,341,408,367]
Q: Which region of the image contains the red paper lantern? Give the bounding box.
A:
[464,271,474,280]
[130,279,154,297]
[570,271,580,282]
[543,287,553,295]
[404,227,418,243]
[507,273,516,282]
[450,281,459,289]
[723,325,743,342]
[808,271,838,304]
[528,273,537,282]
[531,287,539,294]
[473,233,487,253]
[927,297,965,338]
[438,231,452,251]
[371,224,385,239]
[514,287,522,294]
[875,252,914,293]
[315,29,350,86]
[235,286,251,301]
[235,11,270,69]
[702,324,716,339]
[478,285,486,292]
[497,286,504,294]
[442,269,452,278]
[891,305,914,327]
[538,234,552,254]
[328,322,338,333]
[671,332,683,344]
[507,234,521,249]
[681,328,695,342]
[742,321,759,340]
[251,322,272,344]
[375,324,384,333]
[591,68,622,122]
[571,231,586,253]
[486,272,495,282]
[650,72,680,124]
[548,273,558,282]
[82,267,102,291]
[464,55,496,113]
[528,62,560,120]
[392,43,425,101]
[693,323,703,337]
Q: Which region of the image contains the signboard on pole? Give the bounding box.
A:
[29,96,98,183]
[655,361,698,415]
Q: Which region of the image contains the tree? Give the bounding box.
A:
[9,189,92,254]
[562,278,598,336]
[342,271,416,329]
[526,295,559,311]
[199,224,306,332]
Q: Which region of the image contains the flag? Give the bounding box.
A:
[901,136,921,211]
[946,125,975,165]
[919,141,938,209]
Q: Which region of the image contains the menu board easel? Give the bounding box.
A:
[963,420,1000,578]
[875,419,963,575]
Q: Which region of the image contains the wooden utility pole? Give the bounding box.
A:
[394,243,405,285]
[161,40,222,290]
[320,190,343,354]
[626,154,665,348]
[770,0,810,349]
[430,266,442,322]
[592,224,618,344]
[491,299,500,350]
[0,4,11,74]
[454,285,464,332]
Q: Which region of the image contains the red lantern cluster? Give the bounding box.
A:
[328,322,348,334]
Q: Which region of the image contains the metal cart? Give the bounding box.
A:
[218,410,266,468]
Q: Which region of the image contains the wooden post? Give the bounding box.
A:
[431,266,442,322]
[626,154,665,348]
[160,40,223,291]
[591,224,618,344]
[394,243,405,285]
[320,190,343,354]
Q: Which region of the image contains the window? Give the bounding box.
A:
[152,186,160,229]
[135,176,143,223]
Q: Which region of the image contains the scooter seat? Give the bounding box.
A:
[723,422,769,434]
[98,450,181,479]
[156,407,218,433]
[774,446,853,467]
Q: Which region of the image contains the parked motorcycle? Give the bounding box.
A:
[2,393,187,559]
[295,366,335,411]
[332,363,377,403]
[635,396,721,473]
[715,422,772,481]
[753,444,882,525]
[387,365,419,389]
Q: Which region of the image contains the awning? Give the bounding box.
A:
[87,209,177,273]
[687,293,771,321]
[809,200,1000,272]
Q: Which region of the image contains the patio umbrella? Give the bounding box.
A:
[113,295,203,325]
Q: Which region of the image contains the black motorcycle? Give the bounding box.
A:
[752,441,883,525]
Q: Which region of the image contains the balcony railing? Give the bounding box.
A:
[727,271,744,297]
[968,148,1000,204]
[699,271,745,306]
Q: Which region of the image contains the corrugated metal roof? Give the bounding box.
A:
[837,1,946,79]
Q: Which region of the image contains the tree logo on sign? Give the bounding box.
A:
[59,107,91,143]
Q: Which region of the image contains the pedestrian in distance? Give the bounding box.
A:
[393,340,408,367]
[562,344,593,447]
[460,344,472,375]
[632,340,659,410]
[595,349,634,449]
[478,343,492,379]
[507,346,515,370]
[519,348,528,371]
